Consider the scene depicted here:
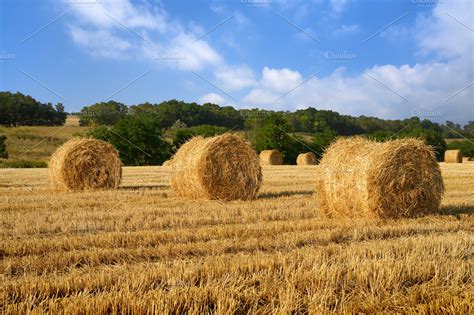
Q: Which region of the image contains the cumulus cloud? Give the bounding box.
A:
[199,92,227,105]
[68,26,131,58]
[65,0,222,71]
[260,67,302,92]
[242,1,473,123]
[214,65,257,91]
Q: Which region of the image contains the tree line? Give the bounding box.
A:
[0,92,67,126]
[1,92,473,165]
[75,100,474,165]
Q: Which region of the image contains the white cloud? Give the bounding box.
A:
[65,0,223,71]
[214,65,257,91]
[260,67,302,92]
[241,1,473,123]
[68,26,132,58]
[199,92,226,105]
[168,33,223,71]
[243,89,279,107]
[333,24,360,36]
[67,0,168,31]
[416,0,473,59]
[210,4,226,15]
[330,0,348,14]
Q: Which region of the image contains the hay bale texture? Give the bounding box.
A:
[49,138,122,191]
[162,160,172,167]
[171,134,262,200]
[260,150,283,165]
[444,149,462,163]
[296,152,317,165]
[316,137,444,219]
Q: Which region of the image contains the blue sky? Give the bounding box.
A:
[1,0,472,123]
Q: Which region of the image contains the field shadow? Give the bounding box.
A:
[436,205,474,217]
[119,185,169,191]
[258,190,314,199]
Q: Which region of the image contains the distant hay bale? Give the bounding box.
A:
[171,134,262,200]
[296,152,317,165]
[444,150,462,163]
[260,150,283,165]
[315,137,444,219]
[49,138,122,191]
[462,157,470,162]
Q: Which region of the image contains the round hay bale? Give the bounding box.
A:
[296,152,317,165]
[444,149,462,163]
[260,150,283,165]
[315,137,444,219]
[49,138,122,191]
[171,134,262,200]
[462,156,470,162]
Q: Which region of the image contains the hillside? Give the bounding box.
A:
[0,124,89,166]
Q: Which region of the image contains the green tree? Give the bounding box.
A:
[79,101,128,126]
[464,121,474,138]
[0,91,66,126]
[0,135,8,159]
[172,125,228,150]
[399,118,447,161]
[254,114,305,164]
[87,115,171,166]
[370,130,394,142]
[312,128,337,157]
[447,139,474,158]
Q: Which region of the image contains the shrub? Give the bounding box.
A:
[172,125,228,150]
[0,160,47,168]
[447,140,474,158]
[88,115,171,166]
[0,135,8,159]
[79,101,128,126]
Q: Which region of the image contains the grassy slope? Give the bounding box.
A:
[0,163,473,313]
[0,125,88,164]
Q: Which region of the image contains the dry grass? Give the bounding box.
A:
[0,163,473,314]
[0,125,88,162]
[64,115,81,127]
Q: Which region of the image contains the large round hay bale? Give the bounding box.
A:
[171,134,262,200]
[260,150,283,165]
[316,137,444,219]
[296,152,317,165]
[444,149,462,163]
[49,138,122,191]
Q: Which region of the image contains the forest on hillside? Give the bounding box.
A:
[1,91,473,165]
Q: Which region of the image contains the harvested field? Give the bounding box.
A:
[0,163,473,313]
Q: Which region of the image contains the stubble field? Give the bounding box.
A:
[1,163,473,314]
